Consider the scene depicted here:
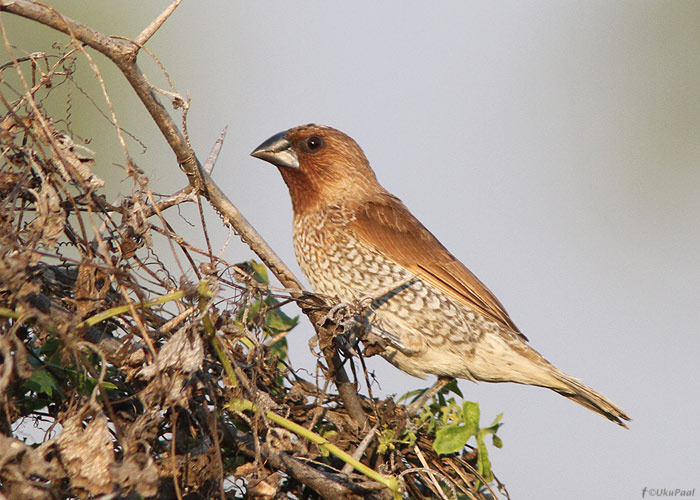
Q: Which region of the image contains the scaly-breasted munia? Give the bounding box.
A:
[251,124,630,427]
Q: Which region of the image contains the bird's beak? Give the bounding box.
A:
[250,131,299,169]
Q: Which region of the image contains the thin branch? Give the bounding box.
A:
[342,423,379,474]
[204,125,227,174]
[138,125,227,218]
[135,0,181,47]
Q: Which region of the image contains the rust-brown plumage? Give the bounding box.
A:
[252,124,630,427]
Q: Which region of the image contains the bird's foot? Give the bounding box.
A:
[320,300,365,356]
[323,301,360,326]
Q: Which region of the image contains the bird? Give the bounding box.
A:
[251,124,630,428]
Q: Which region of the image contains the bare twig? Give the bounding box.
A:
[204,126,227,174]
[413,445,454,500]
[135,0,182,47]
[341,423,379,474]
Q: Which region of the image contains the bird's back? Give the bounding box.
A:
[292,202,537,381]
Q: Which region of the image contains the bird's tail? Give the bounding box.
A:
[550,372,631,428]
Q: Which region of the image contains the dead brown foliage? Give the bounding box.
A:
[0,2,509,499]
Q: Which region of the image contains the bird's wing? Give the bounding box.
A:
[349,193,526,339]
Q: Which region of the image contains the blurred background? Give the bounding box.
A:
[3,1,699,498]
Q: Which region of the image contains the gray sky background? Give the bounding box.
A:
[4,2,699,498]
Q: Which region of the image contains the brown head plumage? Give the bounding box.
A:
[251,124,381,215]
[251,124,630,427]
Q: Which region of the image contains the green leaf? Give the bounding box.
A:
[25,369,62,398]
[321,429,337,440]
[402,428,417,448]
[18,396,50,413]
[397,388,426,404]
[476,431,494,481]
[433,424,475,455]
[483,413,504,435]
[462,401,480,435]
[39,338,62,357]
[318,429,337,457]
[268,337,289,363]
[441,379,463,398]
[264,307,298,332]
[491,413,503,426]
[492,435,503,448]
[249,261,269,284]
[246,299,262,317]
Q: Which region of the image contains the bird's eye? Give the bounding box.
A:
[305,135,324,152]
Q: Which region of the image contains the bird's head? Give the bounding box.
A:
[251,124,381,214]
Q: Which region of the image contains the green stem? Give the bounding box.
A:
[0,307,20,320]
[210,335,238,388]
[81,288,188,327]
[228,399,400,495]
[197,278,238,388]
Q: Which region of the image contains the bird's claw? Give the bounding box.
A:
[319,300,365,356]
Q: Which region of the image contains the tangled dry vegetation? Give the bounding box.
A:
[0,2,509,499]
